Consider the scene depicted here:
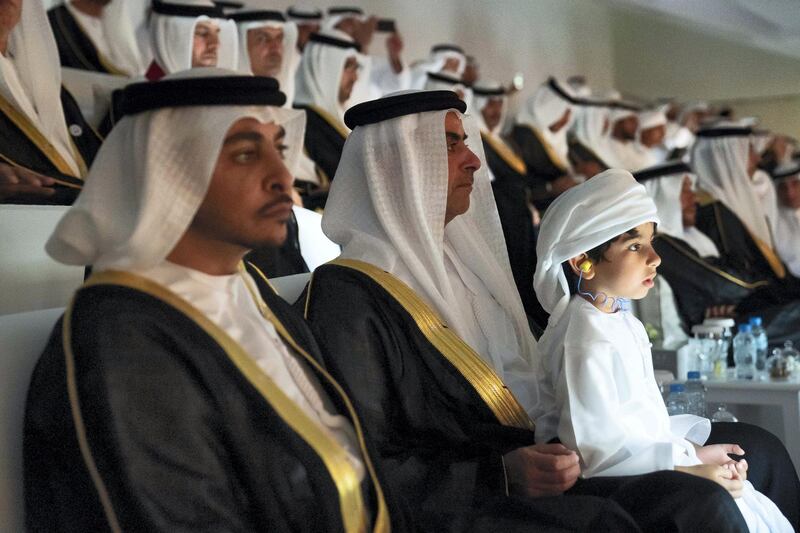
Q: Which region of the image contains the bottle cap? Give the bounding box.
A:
[687,371,701,380]
[738,323,752,333]
[749,316,763,327]
[669,383,685,392]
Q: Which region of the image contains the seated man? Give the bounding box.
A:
[100,0,239,134]
[510,77,580,205]
[24,71,392,531]
[323,6,410,97]
[302,90,748,532]
[145,0,238,81]
[640,160,800,350]
[692,125,800,293]
[602,103,644,170]
[0,0,101,205]
[47,0,131,75]
[409,43,467,90]
[627,108,668,171]
[293,29,363,207]
[233,9,298,103]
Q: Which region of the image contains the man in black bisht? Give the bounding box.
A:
[25,71,395,532]
[0,0,101,205]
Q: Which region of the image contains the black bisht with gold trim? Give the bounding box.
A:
[24,264,396,532]
[0,87,100,205]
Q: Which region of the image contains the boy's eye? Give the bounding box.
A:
[276,144,288,159]
[628,243,642,252]
[233,150,257,163]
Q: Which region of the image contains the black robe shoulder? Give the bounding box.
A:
[695,200,784,283]
[509,124,567,183]
[24,267,391,532]
[47,5,124,75]
[482,135,545,333]
[654,233,800,347]
[654,233,757,327]
[0,88,101,205]
[294,104,346,184]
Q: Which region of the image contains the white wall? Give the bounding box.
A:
[245,0,617,108]
[609,7,800,137]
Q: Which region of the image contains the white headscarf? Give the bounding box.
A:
[236,17,299,106]
[638,109,667,137]
[691,128,774,247]
[570,100,611,163]
[515,78,574,171]
[322,93,538,412]
[473,80,507,137]
[641,167,720,258]
[150,0,238,75]
[534,169,660,327]
[46,68,306,272]
[294,30,365,126]
[1,0,81,176]
[321,9,366,34]
[752,168,779,234]
[772,164,800,277]
[423,72,474,115]
[100,0,151,76]
[409,46,466,90]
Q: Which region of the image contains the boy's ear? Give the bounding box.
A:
[567,254,595,280]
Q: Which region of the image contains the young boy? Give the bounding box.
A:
[532,169,792,532]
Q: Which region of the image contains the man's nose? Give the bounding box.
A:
[463,147,481,172]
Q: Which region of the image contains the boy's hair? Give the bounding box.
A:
[563,222,657,295]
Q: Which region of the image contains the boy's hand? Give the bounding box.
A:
[504,443,581,498]
[696,443,745,468]
[676,464,744,499]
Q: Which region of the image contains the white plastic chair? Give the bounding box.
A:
[0,307,64,533]
[0,205,84,315]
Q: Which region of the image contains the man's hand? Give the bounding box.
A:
[704,304,736,319]
[386,31,403,73]
[504,443,581,498]
[676,464,744,498]
[0,163,56,202]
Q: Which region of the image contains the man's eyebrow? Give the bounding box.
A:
[223,131,264,145]
[446,131,466,142]
[275,126,286,141]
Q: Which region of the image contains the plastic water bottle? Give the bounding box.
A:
[684,371,707,417]
[704,317,735,369]
[666,383,688,415]
[733,324,756,380]
[711,404,738,423]
[749,317,768,371]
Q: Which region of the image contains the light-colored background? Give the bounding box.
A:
[43,0,800,138]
